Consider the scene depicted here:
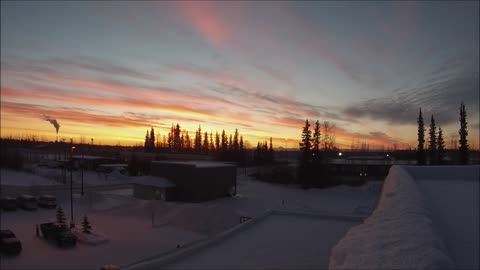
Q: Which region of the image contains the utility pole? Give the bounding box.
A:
[70,138,75,228]
[81,148,84,196]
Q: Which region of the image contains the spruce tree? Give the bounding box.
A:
[56,206,66,226]
[300,119,312,162]
[150,127,155,152]
[221,130,227,152]
[458,102,469,164]
[195,126,202,153]
[268,137,274,162]
[437,127,446,165]
[144,130,149,152]
[417,108,426,165]
[203,131,209,154]
[82,215,92,234]
[428,115,437,165]
[313,120,321,160]
[173,124,181,152]
[215,131,220,152]
[233,129,239,152]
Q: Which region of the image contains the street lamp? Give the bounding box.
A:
[338,152,342,157]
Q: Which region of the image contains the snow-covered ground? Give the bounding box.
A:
[1,165,382,269]
[329,165,479,270]
[1,169,59,186]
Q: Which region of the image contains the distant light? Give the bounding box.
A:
[386,154,390,157]
[338,152,342,156]
[359,173,362,176]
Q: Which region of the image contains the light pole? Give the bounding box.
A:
[70,138,75,228]
[81,147,84,196]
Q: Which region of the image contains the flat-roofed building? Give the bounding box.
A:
[150,161,237,202]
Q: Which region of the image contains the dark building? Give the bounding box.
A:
[150,161,237,202]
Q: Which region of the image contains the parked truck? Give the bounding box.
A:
[40,222,77,247]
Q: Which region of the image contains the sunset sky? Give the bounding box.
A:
[1,1,479,149]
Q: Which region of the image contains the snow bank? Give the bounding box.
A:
[72,229,109,245]
[329,166,454,270]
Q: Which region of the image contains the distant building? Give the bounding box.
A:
[146,161,237,202]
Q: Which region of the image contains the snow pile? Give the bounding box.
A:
[72,228,109,245]
[329,166,454,270]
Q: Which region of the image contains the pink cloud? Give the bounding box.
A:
[175,1,229,46]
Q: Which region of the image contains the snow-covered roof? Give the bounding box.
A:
[124,211,362,269]
[132,176,175,188]
[152,160,235,168]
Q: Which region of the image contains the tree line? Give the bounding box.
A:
[143,123,274,164]
[417,101,469,165]
[296,119,338,188]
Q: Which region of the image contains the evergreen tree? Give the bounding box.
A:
[221,130,227,152]
[173,124,181,152]
[180,133,185,151]
[185,131,191,151]
[268,137,274,162]
[144,130,150,152]
[428,115,437,165]
[229,134,233,151]
[194,126,202,153]
[56,206,66,226]
[82,215,92,234]
[459,102,469,164]
[150,127,155,152]
[203,131,209,154]
[313,120,321,160]
[417,108,426,165]
[437,127,446,165]
[215,131,220,152]
[233,129,239,152]
[254,142,261,163]
[167,132,172,151]
[239,136,244,151]
[263,141,268,161]
[210,132,215,153]
[300,119,312,162]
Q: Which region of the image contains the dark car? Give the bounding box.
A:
[16,194,38,210]
[0,196,18,211]
[37,195,57,209]
[0,230,22,255]
[40,222,77,247]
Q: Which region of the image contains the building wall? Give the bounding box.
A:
[132,184,174,201]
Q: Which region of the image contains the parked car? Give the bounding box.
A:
[40,222,77,247]
[0,196,18,211]
[37,195,57,209]
[16,194,38,210]
[0,230,22,255]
